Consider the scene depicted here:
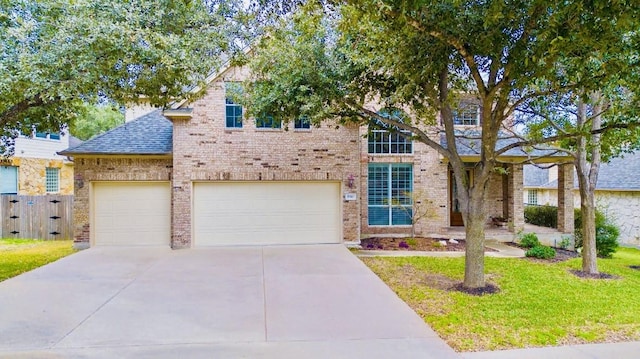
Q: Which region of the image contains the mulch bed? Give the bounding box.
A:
[360,237,497,252]
[451,282,501,296]
[408,267,501,296]
[570,270,619,280]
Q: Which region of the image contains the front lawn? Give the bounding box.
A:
[362,247,640,352]
[0,239,76,282]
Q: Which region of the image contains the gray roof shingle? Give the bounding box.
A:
[524,151,640,191]
[60,110,172,156]
[440,132,565,158]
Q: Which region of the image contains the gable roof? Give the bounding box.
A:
[59,110,172,156]
[524,151,640,191]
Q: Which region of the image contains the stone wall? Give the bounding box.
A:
[534,188,640,246]
[171,66,361,247]
[71,157,173,245]
[3,157,74,195]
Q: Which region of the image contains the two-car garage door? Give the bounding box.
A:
[92,181,341,246]
[193,182,341,246]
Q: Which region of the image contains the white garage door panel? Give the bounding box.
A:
[194,182,341,246]
[93,182,171,246]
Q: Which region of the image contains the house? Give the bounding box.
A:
[0,130,79,195]
[524,154,640,246]
[61,65,574,248]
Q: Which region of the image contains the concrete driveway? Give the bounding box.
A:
[0,244,459,358]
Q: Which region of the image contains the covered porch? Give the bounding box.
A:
[443,134,575,239]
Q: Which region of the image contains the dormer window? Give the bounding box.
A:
[453,104,480,126]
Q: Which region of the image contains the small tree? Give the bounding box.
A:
[388,190,436,239]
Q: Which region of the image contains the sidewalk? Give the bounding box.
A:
[462,341,640,359]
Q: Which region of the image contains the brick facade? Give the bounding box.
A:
[69,65,531,247]
[170,66,361,247]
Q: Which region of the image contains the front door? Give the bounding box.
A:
[449,170,472,226]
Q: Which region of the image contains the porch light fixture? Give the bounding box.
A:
[348,174,355,189]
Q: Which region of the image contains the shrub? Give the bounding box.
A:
[558,236,572,250]
[525,245,556,259]
[524,205,558,228]
[519,232,540,248]
[574,208,620,258]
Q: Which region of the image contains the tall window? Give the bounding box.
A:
[528,189,538,205]
[45,167,59,193]
[256,115,282,129]
[453,104,480,126]
[368,163,413,226]
[225,82,243,128]
[0,166,18,194]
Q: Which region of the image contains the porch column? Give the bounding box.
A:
[557,163,575,233]
[507,163,525,233]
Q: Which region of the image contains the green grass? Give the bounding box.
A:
[0,239,76,282]
[361,247,640,352]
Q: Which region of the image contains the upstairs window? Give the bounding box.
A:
[367,109,412,154]
[368,130,412,154]
[453,104,480,126]
[45,167,59,193]
[294,117,311,129]
[225,82,243,128]
[256,115,282,129]
[35,132,60,140]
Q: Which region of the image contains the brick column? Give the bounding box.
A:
[557,163,575,233]
[507,163,525,233]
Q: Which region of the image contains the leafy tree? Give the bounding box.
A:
[70,104,124,141]
[0,0,245,146]
[520,55,640,274]
[245,0,639,288]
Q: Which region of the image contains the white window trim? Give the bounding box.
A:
[45,167,60,193]
[367,163,413,226]
[368,129,414,155]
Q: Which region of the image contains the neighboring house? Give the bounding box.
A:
[524,153,640,246]
[0,131,80,195]
[61,65,574,248]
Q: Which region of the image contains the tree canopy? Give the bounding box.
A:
[70,103,124,141]
[245,0,640,288]
[0,0,245,141]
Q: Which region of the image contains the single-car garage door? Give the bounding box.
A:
[193,181,341,246]
[93,182,171,246]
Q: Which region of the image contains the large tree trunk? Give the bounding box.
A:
[463,188,487,288]
[575,95,603,274]
[579,187,598,273]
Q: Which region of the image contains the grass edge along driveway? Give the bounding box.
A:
[361,247,640,352]
[0,239,76,282]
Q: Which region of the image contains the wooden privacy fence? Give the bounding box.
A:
[1,195,73,240]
